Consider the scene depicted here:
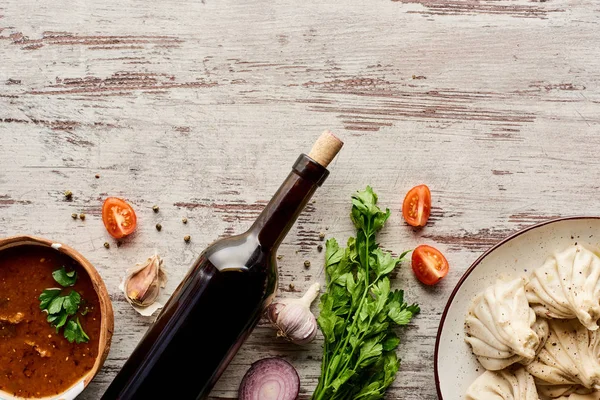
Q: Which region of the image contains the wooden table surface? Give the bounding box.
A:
[1,0,599,399]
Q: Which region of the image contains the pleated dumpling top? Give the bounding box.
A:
[526,245,600,331]
[526,318,600,394]
[465,367,539,400]
[465,276,548,370]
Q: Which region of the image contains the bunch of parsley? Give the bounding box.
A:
[39,266,90,344]
[312,186,419,400]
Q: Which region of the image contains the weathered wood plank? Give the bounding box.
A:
[1,0,600,399]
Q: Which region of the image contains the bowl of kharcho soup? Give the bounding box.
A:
[0,235,113,399]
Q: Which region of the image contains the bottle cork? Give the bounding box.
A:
[308,130,344,168]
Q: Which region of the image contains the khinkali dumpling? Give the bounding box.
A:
[465,367,538,400]
[526,319,600,393]
[526,245,600,330]
[465,276,548,370]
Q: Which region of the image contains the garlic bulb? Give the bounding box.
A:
[120,253,167,316]
[266,282,320,345]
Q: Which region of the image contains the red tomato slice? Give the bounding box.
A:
[102,197,137,239]
[402,185,431,227]
[412,245,449,285]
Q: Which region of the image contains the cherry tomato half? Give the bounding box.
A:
[412,245,449,285]
[402,184,431,227]
[102,197,137,239]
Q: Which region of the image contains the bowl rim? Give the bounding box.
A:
[434,215,600,399]
[0,234,114,400]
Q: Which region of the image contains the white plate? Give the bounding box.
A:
[434,216,600,399]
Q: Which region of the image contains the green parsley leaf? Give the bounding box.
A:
[50,312,69,330]
[39,289,61,310]
[39,270,89,344]
[63,291,81,315]
[312,187,419,400]
[52,266,77,287]
[47,296,65,315]
[63,317,89,344]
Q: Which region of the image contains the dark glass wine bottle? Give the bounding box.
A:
[101,131,342,400]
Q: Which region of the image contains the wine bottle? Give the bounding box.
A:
[102,131,343,400]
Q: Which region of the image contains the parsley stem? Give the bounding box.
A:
[318,220,373,397]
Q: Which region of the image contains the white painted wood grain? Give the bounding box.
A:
[1,0,600,398]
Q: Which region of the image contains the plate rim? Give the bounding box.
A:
[433,215,600,399]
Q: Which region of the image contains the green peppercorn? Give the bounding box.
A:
[156,223,162,231]
[79,213,85,220]
[317,244,323,252]
[289,283,295,290]
[319,232,325,241]
[64,190,73,200]
[152,205,159,213]
[184,235,191,243]
[304,260,311,268]
[71,213,78,219]
[103,242,110,249]
[182,217,188,224]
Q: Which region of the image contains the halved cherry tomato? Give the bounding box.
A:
[102,197,137,239]
[402,184,431,227]
[412,245,449,285]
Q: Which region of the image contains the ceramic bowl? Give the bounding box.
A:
[0,235,114,400]
[435,216,600,399]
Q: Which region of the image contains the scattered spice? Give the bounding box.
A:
[71,213,78,219]
[304,260,311,268]
[318,232,325,241]
[182,217,188,224]
[95,174,100,179]
[103,242,110,249]
[277,255,283,260]
[156,223,162,231]
[152,205,159,213]
[317,245,323,252]
[79,213,85,220]
[184,235,191,243]
[64,190,73,200]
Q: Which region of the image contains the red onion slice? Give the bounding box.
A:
[238,357,300,400]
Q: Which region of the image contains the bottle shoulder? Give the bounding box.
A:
[205,233,274,273]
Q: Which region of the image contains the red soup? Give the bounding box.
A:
[0,245,101,398]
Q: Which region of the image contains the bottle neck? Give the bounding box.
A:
[250,154,329,251]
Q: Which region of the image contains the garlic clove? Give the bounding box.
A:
[266,282,320,345]
[121,253,167,315]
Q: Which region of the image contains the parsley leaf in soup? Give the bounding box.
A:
[63,291,81,315]
[52,266,77,287]
[39,268,89,344]
[47,296,66,315]
[38,289,61,310]
[64,318,89,344]
[48,312,69,330]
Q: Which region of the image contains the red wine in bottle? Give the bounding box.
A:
[102,131,343,400]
